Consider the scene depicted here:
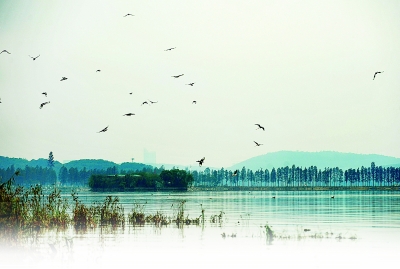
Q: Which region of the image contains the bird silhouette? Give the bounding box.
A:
[165,47,176,51]
[96,69,101,72]
[42,92,47,97]
[192,101,197,104]
[39,101,50,109]
[255,124,265,131]
[142,101,149,105]
[373,71,383,80]
[331,196,334,199]
[233,170,238,176]
[172,74,184,78]
[129,92,133,95]
[98,126,109,133]
[29,55,40,60]
[123,113,135,116]
[254,141,263,146]
[186,82,195,86]
[60,77,68,81]
[149,100,158,104]
[196,157,205,167]
[0,98,2,103]
[124,14,134,17]
[1,50,10,54]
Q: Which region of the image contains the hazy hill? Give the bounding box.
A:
[228,151,400,171]
[0,156,63,170]
[63,159,118,170]
[0,156,153,172]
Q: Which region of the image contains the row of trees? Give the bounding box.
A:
[0,165,56,186]
[191,162,400,187]
[88,169,194,191]
[1,162,399,188]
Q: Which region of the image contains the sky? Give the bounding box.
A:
[0,0,399,168]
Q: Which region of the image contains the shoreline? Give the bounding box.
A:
[87,186,400,192]
[188,186,400,192]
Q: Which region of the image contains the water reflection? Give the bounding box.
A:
[1,190,399,268]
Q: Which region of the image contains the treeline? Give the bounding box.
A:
[0,165,163,187]
[0,165,56,186]
[192,162,400,187]
[88,169,194,191]
[1,162,399,188]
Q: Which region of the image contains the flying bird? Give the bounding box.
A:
[254,141,263,146]
[60,77,68,81]
[192,101,197,104]
[149,100,158,104]
[129,92,133,95]
[373,71,383,80]
[172,74,184,78]
[98,126,109,133]
[196,157,205,167]
[96,69,101,72]
[39,101,50,109]
[142,101,149,106]
[123,113,135,116]
[0,98,2,103]
[29,55,40,60]
[124,14,134,17]
[186,82,195,86]
[1,50,10,54]
[233,170,238,176]
[255,124,265,131]
[165,47,176,51]
[42,92,47,97]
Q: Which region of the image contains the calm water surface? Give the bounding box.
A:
[1,190,399,268]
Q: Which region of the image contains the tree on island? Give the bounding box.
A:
[160,169,193,189]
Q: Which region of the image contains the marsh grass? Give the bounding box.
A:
[99,196,125,227]
[128,203,146,226]
[1,173,358,246]
[210,211,225,225]
[172,200,201,227]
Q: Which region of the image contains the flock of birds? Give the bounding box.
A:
[0,12,386,168]
[0,13,273,168]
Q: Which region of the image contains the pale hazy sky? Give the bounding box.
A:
[1,0,399,168]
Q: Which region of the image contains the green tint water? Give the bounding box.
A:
[1,190,399,268]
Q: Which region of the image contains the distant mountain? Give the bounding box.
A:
[228,151,400,171]
[63,159,119,170]
[0,156,63,170]
[0,156,153,173]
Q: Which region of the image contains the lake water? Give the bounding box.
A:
[1,190,399,268]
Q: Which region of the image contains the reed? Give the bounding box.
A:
[210,211,225,224]
[145,211,170,226]
[128,203,146,226]
[264,223,274,244]
[99,196,125,227]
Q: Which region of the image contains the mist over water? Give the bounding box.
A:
[1,190,399,268]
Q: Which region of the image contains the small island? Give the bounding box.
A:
[88,168,193,191]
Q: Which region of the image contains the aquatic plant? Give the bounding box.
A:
[46,187,70,229]
[128,203,146,226]
[99,196,125,227]
[0,171,27,239]
[71,191,95,231]
[264,223,274,244]
[145,211,170,226]
[174,200,186,227]
[210,211,225,225]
